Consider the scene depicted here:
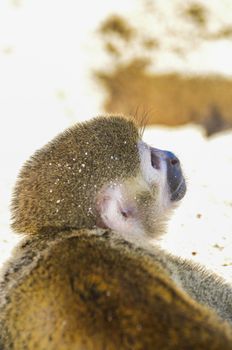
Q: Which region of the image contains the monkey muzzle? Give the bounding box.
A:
[151,148,186,201]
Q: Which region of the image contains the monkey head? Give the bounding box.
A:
[11,115,186,239]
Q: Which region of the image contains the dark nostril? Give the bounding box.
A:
[170,158,179,166]
[164,151,180,167]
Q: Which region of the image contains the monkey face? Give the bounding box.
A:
[97,136,186,240]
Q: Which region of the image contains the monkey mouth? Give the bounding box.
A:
[169,177,186,201]
[163,150,186,202]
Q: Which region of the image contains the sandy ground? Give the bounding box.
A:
[1,123,232,282]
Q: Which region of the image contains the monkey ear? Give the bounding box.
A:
[96,185,139,235]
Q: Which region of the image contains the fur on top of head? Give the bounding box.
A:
[11,115,141,234]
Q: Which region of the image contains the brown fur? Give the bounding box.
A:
[11,116,140,234]
[1,229,232,350]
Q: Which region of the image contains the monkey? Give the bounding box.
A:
[1,115,232,349]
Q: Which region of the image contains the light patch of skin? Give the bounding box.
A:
[138,140,171,212]
[96,182,145,240]
[97,140,177,243]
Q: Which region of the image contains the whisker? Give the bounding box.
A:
[130,105,156,138]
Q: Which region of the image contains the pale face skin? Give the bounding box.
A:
[96,140,186,241]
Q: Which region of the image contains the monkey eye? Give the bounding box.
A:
[150,147,160,170]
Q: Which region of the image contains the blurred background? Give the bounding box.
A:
[1,0,232,278]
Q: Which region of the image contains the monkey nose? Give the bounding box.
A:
[163,151,180,167]
[150,147,186,201]
[163,151,186,201]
